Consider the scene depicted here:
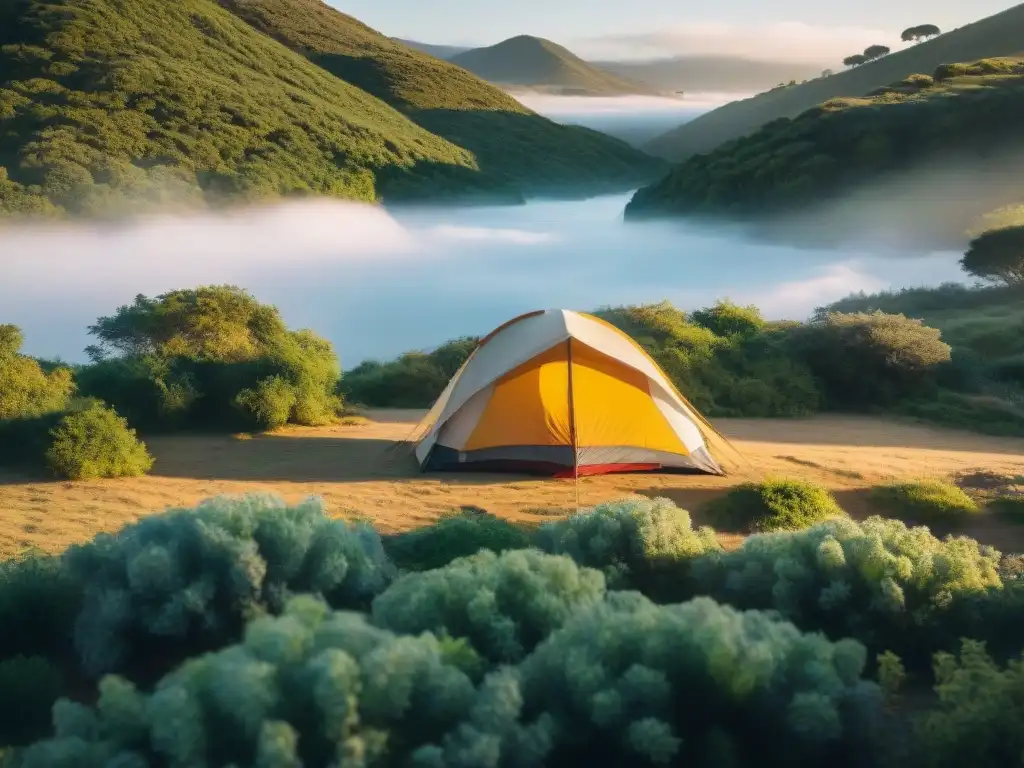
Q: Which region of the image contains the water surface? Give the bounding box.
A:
[0,191,965,366]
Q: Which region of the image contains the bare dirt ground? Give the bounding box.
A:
[1,409,1023,558]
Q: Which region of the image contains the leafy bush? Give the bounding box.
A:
[689,515,1002,672]
[371,548,606,664]
[916,640,1024,768]
[690,300,765,337]
[44,402,154,480]
[703,479,847,533]
[534,496,721,601]
[990,495,1024,520]
[342,337,478,408]
[869,481,979,523]
[383,507,531,571]
[0,324,74,420]
[78,287,343,432]
[17,592,887,768]
[0,656,63,747]
[793,312,952,406]
[511,592,883,768]
[18,597,482,768]
[64,493,395,677]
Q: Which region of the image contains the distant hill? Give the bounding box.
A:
[0,0,663,218]
[450,35,659,96]
[625,57,1024,247]
[392,38,471,59]
[596,56,828,95]
[645,3,1024,161]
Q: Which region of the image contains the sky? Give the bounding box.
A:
[335,0,1017,62]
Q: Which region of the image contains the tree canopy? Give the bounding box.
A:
[961,226,1024,285]
[843,54,868,67]
[901,24,942,42]
[864,45,892,60]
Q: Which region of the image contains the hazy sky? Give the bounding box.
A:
[335,0,1015,61]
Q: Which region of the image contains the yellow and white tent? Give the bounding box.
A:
[413,309,724,477]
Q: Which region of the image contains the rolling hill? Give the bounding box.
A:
[596,56,828,94]
[625,57,1024,247]
[0,0,663,218]
[645,3,1024,161]
[449,35,660,96]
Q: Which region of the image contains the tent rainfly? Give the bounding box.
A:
[412,309,724,477]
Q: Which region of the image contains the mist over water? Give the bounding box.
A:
[0,191,966,367]
[0,95,969,367]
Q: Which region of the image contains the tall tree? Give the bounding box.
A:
[843,54,868,67]
[901,24,941,42]
[863,45,891,60]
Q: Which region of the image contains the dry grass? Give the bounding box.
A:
[2,409,1024,559]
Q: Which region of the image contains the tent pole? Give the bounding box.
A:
[566,338,580,511]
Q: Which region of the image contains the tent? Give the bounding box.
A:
[412,309,724,477]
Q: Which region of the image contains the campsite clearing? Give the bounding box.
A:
[1,409,1023,559]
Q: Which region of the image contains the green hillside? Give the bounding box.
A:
[645,3,1024,161]
[449,35,658,96]
[216,1,664,194]
[391,38,471,60]
[0,0,661,219]
[625,57,1024,243]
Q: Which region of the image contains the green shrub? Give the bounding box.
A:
[383,507,531,571]
[690,299,765,337]
[18,597,481,768]
[341,336,478,408]
[933,62,969,80]
[0,554,81,662]
[0,656,63,746]
[703,479,847,533]
[869,481,979,523]
[901,73,935,88]
[371,548,606,663]
[534,496,721,601]
[17,592,885,768]
[689,515,1002,673]
[793,311,952,407]
[513,593,883,767]
[44,403,154,480]
[64,493,395,677]
[0,324,75,420]
[916,640,1024,768]
[0,656,64,747]
[990,495,1024,520]
[78,287,343,432]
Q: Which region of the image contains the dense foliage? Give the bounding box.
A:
[0,0,659,218]
[3,492,1024,762]
[78,286,343,432]
[0,325,74,420]
[64,494,394,678]
[870,481,980,524]
[961,225,1024,285]
[382,507,531,572]
[345,300,977,433]
[628,58,1024,239]
[534,496,720,600]
[703,479,847,533]
[689,515,1004,673]
[43,403,153,480]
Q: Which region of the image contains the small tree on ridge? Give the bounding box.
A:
[961,226,1024,285]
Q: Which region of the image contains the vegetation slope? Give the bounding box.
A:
[215,0,665,194]
[0,0,662,218]
[625,58,1024,243]
[596,55,826,94]
[645,3,1024,161]
[449,35,658,96]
